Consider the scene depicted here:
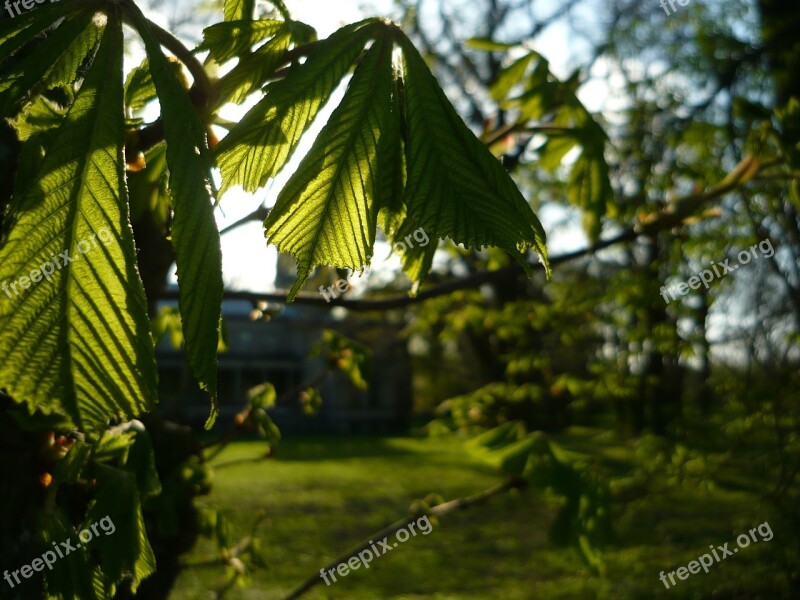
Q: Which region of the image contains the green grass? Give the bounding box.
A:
[169,432,796,600]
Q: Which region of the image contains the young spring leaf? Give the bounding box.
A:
[0,10,157,432]
[491,48,613,242]
[201,19,288,63]
[263,33,395,300]
[37,507,98,599]
[375,72,407,238]
[568,150,613,242]
[202,20,315,106]
[124,58,158,114]
[216,24,293,105]
[396,34,550,279]
[126,4,224,428]
[0,0,83,62]
[87,464,157,592]
[215,19,380,196]
[223,0,255,21]
[0,10,95,118]
[45,15,104,87]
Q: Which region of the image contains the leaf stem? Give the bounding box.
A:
[119,0,215,111]
[142,18,216,111]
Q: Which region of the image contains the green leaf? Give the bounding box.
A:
[397,35,550,281]
[46,16,104,87]
[465,38,518,52]
[224,0,255,21]
[125,427,162,500]
[127,142,171,229]
[151,304,184,349]
[394,230,437,287]
[124,59,156,113]
[216,25,293,105]
[375,74,407,237]
[87,464,157,593]
[493,51,612,239]
[567,151,613,242]
[508,60,556,120]
[91,567,117,600]
[8,134,52,215]
[124,58,186,115]
[263,33,394,299]
[312,330,371,388]
[538,133,578,171]
[253,408,281,443]
[494,435,540,478]
[9,95,67,141]
[248,382,276,409]
[201,19,287,63]
[216,19,379,196]
[489,51,537,102]
[37,507,97,600]
[94,428,136,463]
[0,13,157,432]
[0,0,83,62]
[0,9,95,118]
[300,387,322,415]
[467,422,527,451]
[54,439,92,484]
[128,4,223,428]
[202,20,315,106]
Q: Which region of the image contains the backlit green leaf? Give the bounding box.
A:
[375,72,407,238]
[201,19,287,63]
[223,0,254,21]
[124,59,156,113]
[465,37,518,52]
[127,4,224,428]
[0,9,95,118]
[9,95,66,141]
[46,16,104,87]
[489,51,537,102]
[216,19,379,196]
[217,25,293,105]
[568,151,613,242]
[263,33,394,299]
[0,0,84,62]
[0,12,157,432]
[397,35,550,280]
[87,464,156,592]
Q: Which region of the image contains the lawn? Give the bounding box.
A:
[168,432,794,599]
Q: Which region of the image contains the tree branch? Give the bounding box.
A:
[159,155,768,311]
[283,477,527,600]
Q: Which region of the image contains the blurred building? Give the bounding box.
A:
[155,299,413,433]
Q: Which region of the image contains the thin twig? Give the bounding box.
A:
[283,477,527,600]
[202,370,330,460]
